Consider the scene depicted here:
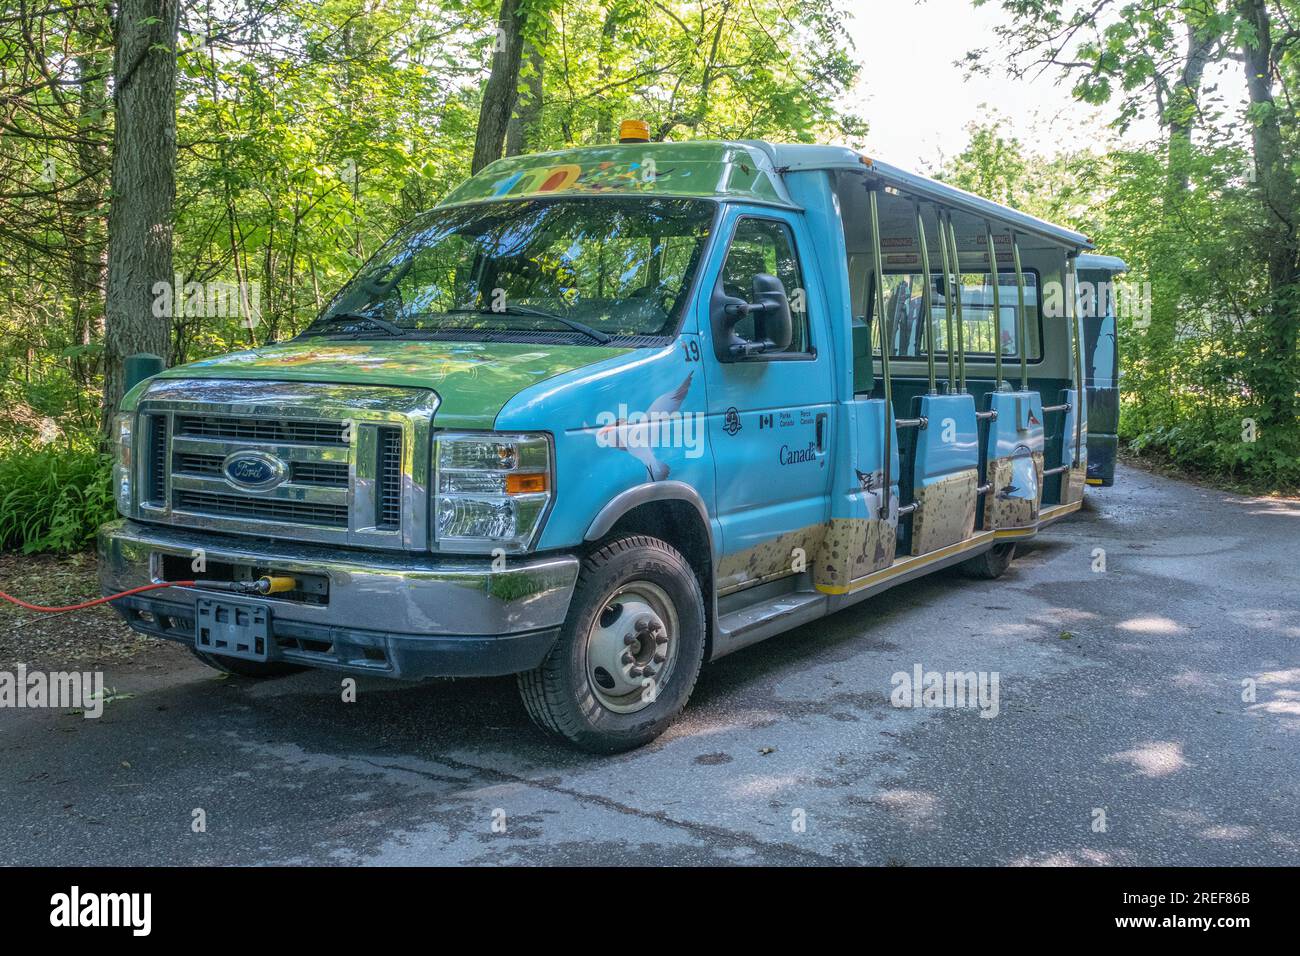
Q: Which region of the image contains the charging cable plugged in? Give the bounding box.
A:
[198,576,298,596]
[0,575,299,614]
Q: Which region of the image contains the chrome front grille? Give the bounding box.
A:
[176,415,347,445]
[133,379,439,550]
[377,426,402,530]
[174,452,351,488]
[173,490,349,526]
[146,415,168,506]
[290,461,350,486]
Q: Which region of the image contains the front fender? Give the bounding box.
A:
[493,343,716,552]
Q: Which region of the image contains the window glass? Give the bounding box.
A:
[719,218,811,354]
[871,270,1041,361]
[304,197,715,341]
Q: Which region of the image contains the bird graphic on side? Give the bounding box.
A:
[596,372,693,481]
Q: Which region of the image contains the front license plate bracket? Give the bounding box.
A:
[195,598,270,661]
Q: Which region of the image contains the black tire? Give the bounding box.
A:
[189,647,304,679]
[517,534,706,753]
[959,542,1016,580]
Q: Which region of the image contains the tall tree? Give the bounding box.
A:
[102,0,180,428]
[505,38,544,156]
[472,0,525,172]
[1235,0,1299,433]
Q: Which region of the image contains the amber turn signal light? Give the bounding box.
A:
[505,472,548,494]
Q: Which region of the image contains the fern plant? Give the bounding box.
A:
[0,439,115,553]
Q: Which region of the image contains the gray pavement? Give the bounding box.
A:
[1,464,1296,865]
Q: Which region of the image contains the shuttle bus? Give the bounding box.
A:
[103,136,1107,751]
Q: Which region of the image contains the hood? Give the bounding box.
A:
[159,339,631,429]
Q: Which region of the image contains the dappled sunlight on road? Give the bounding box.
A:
[871,789,940,826]
[1116,615,1187,635]
[1105,741,1189,777]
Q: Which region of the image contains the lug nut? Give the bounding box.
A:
[629,665,644,678]
[634,615,652,633]
[621,651,634,665]
[653,651,667,664]
[623,633,637,646]
[642,664,656,677]
[654,633,668,645]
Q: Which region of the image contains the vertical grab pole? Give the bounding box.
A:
[947,216,967,393]
[937,210,956,391]
[1067,253,1083,465]
[915,201,937,395]
[1011,231,1028,391]
[984,221,1004,390]
[869,187,893,520]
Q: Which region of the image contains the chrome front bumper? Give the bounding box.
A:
[98,519,580,678]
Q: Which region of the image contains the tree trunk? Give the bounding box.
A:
[69,49,110,392]
[472,0,524,174]
[1236,0,1299,432]
[102,0,179,431]
[505,39,544,156]
[1164,17,1218,193]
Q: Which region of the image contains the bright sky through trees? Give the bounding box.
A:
[839,0,1246,171]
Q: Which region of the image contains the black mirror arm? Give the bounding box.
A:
[723,300,781,320]
[728,338,777,358]
[723,300,780,357]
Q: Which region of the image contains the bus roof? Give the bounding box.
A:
[744,143,1093,251]
[1076,253,1128,274]
[440,140,1093,251]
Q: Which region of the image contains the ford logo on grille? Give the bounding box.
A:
[222,451,287,491]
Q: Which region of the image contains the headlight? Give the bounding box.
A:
[113,411,133,516]
[434,433,551,552]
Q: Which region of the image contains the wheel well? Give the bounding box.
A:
[601,500,715,659]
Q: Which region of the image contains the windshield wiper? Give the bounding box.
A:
[448,305,612,344]
[313,312,407,337]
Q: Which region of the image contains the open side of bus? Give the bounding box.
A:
[711,148,1094,656]
[1078,253,1128,487]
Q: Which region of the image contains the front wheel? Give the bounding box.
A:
[517,535,706,753]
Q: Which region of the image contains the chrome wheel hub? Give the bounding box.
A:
[585,581,677,714]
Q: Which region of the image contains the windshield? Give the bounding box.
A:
[301,197,716,342]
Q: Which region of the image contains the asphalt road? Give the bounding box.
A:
[2,464,1296,866]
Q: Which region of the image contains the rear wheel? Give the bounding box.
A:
[960,542,1016,580]
[517,534,706,753]
[189,648,303,678]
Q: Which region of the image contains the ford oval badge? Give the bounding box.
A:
[223,451,287,491]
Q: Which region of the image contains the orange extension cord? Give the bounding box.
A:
[0,581,195,614]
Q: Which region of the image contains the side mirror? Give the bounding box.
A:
[711,272,793,361]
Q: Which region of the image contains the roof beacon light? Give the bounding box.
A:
[619,119,651,144]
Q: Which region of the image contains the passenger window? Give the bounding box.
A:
[870,270,1041,361]
[719,218,811,354]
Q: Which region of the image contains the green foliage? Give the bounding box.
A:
[941,114,1300,493]
[2,0,864,552]
[0,440,114,554]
